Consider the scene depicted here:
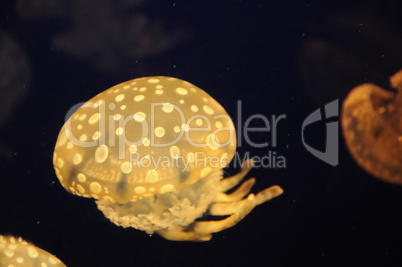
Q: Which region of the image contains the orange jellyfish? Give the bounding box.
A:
[342,70,402,184]
[0,235,65,266]
[53,76,283,241]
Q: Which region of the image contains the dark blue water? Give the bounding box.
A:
[1,0,402,266]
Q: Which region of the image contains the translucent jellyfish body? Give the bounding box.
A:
[53,76,283,241]
[0,235,65,267]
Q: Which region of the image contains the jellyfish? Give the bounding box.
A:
[17,0,189,74]
[53,76,283,241]
[342,70,402,184]
[0,235,65,266]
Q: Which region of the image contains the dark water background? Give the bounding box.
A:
[1,0,402,266]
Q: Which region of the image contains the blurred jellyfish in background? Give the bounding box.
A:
[0,31,30,161]
[16,0,190,75]
[342,70,402,184]
[298,3,402,106]
[16,0,69,19]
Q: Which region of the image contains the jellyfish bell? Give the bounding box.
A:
[53,76,283,241]
[54,77,236,203]
[342,70,402,184]
[0,235,65,266]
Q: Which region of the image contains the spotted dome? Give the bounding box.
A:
[53,76,236,203]
[0,235,65,266]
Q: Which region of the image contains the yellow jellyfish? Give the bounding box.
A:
[0,235,65,267]
[342,70,402,184]
[53,76,283,241]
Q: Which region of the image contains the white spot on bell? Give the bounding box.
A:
[160,184,174,193]
[95,145,109,163]
[28,247,38,258]
[203,105,214,114]
[148,78,160,83]
[92,131,100,140]
[73,153,82,165]
[121,162,132,174]
[77,184,85,194]
[77,173,86,183]
[176,87,188,95]
[162,103,174,113]
[90,182,102,194]
[89,113,100,124]
[191,105,198,112]
[57,158,64,168]
[142,138,150,146]
[155,126,165,137]
[135,186,146,194]
[115,94,125,102]
[134,112,146,122]
[134,95,145,101]
[181,123,190,131]
[116,127,124,136]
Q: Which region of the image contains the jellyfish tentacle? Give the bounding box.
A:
[217,159,254,192]
[156,191,281,241]
[208,195,255,215]
[254,185,284,205]
[214,178,255,202]
[193,194,256,235]
[209,184,283,215]
[157,229,212,242]
[156,186,283,241]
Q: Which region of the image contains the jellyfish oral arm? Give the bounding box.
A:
[157,159,283,242]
